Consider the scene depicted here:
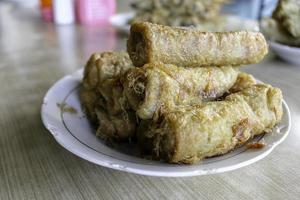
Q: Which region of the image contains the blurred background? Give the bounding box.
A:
[4,0,300,67]
[0,0,298,65]
[1,0,278,19]
[0,0,277,18]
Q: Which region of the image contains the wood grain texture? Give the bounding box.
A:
[0,2,300,200]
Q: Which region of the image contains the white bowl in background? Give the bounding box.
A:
[269,41,300,66]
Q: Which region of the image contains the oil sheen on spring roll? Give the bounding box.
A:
[127,22,268,67]
[138,84,283,164]
[80,51,136,141]
[122,62,240,119]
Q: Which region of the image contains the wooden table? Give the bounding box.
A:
[0,2,299,200]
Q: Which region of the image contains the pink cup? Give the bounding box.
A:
[76,0,116,26]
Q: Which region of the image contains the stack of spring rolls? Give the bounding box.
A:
[80,22,283,164]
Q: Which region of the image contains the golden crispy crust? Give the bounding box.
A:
[80,51,136,141]
[122,62,240,119]
[83,51,133,91]
[138,84,283,164]
[127,22,268,67]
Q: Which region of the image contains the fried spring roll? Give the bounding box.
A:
[83,51,133,85]
[80,88,137,141]
[229,72,256,93]
[80,88,104,123]
[82,51,133,115]
[80,51,136,141]
[94,107,137,141]
[127,22,268,67]
[261,18,300,47]
[272,0,300,38]
[122,62,240,119]
[138,84,283,164]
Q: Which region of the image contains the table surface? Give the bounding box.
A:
[0,2,300,200]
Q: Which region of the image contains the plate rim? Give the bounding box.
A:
[41,69,291,177]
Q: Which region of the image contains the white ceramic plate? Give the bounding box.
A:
[269,41,300,66]
[41,69,291,177]
[109,12,259,34]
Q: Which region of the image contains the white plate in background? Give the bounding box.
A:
[109,12,259,34]
[41,69,291,177]
[269,41,300,66]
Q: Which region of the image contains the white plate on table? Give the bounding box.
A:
[109,12,259,34]
[41,69,291,177]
